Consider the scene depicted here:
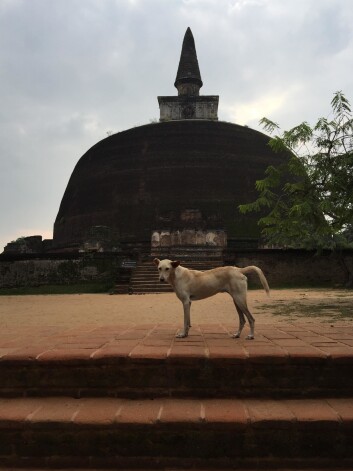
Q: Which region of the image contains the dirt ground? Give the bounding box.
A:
[0,289,352,328]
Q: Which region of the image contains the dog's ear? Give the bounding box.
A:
[153,258,160,266]
[171,260,180,268]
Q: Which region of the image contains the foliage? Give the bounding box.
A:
[10,236,26,244]
[239,91,353,250]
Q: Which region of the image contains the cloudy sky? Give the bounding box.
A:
[1,0,352,251]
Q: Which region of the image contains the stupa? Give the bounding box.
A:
[53,28,288,254]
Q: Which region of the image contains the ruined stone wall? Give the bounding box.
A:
[1,250,352,289]
[0,254,125,288]
[225,249,353,287]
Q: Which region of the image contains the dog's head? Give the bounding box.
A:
[153,258,180,283]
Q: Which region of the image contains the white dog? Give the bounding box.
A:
[153,258,270,340]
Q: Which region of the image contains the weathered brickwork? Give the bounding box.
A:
[0,250,352,288]
[0,254,125,288]
[224,249,353,287]
[158,95,219,121]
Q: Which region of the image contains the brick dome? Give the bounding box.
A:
[53,120,288,250]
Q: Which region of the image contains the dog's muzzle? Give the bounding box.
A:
[159,277,165,283]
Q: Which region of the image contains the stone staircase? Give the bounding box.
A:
[129,260,173,293]
[128,259,224,294]
[0,322,353,469]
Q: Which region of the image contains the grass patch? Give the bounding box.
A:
[248,280,339,290]
[269,283,339,290]
[260,300,353,321]
[0,283,114,296]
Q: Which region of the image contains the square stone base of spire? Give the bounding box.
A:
[158,95,219,121]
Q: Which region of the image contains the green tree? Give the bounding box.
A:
[239,91,353,285]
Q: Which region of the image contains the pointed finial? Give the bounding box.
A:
[174,27,203,95]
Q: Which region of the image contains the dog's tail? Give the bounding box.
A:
[239,266,270,296]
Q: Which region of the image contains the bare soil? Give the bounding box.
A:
[0,289,352,328]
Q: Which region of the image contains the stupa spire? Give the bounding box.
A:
[158,27,218,121]
[174,27,203,96]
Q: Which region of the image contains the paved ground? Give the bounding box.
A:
[0,290,352,468]
[0,320,353,361]
[0,288,352,360]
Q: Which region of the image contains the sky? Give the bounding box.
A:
[1,0,353,251]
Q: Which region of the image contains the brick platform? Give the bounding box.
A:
[1,322,353,362]
[0,322,353,469]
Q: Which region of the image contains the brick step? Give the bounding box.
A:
[129,277,170,293]
[130,282,172,287]
[130,278,161,283]
[131,267,158,272]
[113,284,130,294]
[131,287,174,293]
[0,396,352,468]
[130,292,174,296]
[129,278,171,284]
[1,323,353,398]
[130,284,172,290]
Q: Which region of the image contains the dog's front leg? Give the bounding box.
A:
[176,301,191,338]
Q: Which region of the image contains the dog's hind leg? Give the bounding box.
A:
[176,301,191,338]
[232,294,255,340]
[232,301,246,338]
[241,304,255,340]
